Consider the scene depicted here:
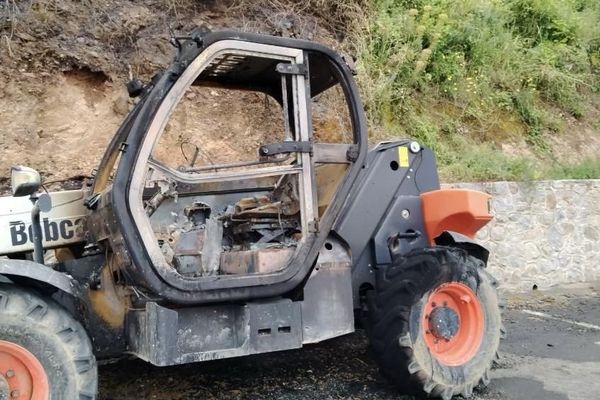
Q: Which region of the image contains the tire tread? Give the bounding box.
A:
[0,284,98,399]
[366,247,502,399]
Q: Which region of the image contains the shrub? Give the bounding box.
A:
[351,0,600,180]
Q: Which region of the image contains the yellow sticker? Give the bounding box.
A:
[398,146,409,167]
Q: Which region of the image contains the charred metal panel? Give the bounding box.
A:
[175,305,246,356]
[220,247,294,275]
[128,302,178,366]
[302,238,354,343]
[127,299,301,366]
[249,300,302,353]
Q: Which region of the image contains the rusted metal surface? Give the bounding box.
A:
[315,163,348,215]
[88,264,129,329]
[220,247,295,274]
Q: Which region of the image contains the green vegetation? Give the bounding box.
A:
[350,0,600,181]
[547,157,600,179]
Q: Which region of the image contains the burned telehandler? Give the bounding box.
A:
[0,29,501,400]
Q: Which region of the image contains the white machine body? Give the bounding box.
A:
[0,190,89,255]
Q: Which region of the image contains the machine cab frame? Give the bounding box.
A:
[90,30,368,304]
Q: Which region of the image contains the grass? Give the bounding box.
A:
[547,157,600,179]
[348,0,600,181]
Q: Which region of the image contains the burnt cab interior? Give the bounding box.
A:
[136,40,357,279]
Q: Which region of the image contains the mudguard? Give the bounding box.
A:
[434,230,489,264]
[0,259,83,298]
[420,188,492,244]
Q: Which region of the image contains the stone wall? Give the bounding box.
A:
[444,180,600,291]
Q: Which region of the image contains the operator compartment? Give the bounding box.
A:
[134,41,355,280]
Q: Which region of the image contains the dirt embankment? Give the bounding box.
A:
[0,1,346,190]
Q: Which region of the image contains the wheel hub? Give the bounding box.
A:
[421,282,485,366]
[428,306,460,340]
[0,340,49,400]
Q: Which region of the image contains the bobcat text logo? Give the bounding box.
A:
[9,218,82,246]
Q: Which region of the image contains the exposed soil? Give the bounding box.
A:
[0,69,124,188]
[154,87,285,169]
[0,0,346,192]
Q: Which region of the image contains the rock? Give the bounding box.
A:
[112,94,130,115]
[545,192,556,209]
[36,129,52,138]
[583,226,598,241]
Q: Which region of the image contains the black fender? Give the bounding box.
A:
[434,230,489,264]
[0,259,83,299]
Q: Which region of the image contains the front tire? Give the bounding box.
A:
[367,247,501,399]
[0,284,97,399]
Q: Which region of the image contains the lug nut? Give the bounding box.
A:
[443,301,448,307]
[5,369,14,378]
[431,302,437,307]
[460,295,471,304]
[11,390,19,398]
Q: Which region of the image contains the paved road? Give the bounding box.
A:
[99,283,600,400]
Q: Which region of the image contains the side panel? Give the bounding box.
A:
[128,300,303,366]
[301,238,354,343]
[0,190,88,255]
[333,141,440,307]
[126,239,355,366]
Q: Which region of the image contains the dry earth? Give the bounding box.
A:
[0,0,344,192]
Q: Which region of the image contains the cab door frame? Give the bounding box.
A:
[108,31,368,304]
[128,40,318,286]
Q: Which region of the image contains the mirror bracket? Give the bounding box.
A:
[11,166,41,197]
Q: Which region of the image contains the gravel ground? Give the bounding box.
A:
[99,283,600,400]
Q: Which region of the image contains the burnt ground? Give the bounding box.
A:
[98,283,600,400]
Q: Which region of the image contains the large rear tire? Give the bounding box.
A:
[0,284,97,399]
[367,247,502,399]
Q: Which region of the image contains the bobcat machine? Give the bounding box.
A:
[0,29,501,400]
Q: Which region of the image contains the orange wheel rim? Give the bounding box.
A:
[0,340,49,400]
[421,282,484,366]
